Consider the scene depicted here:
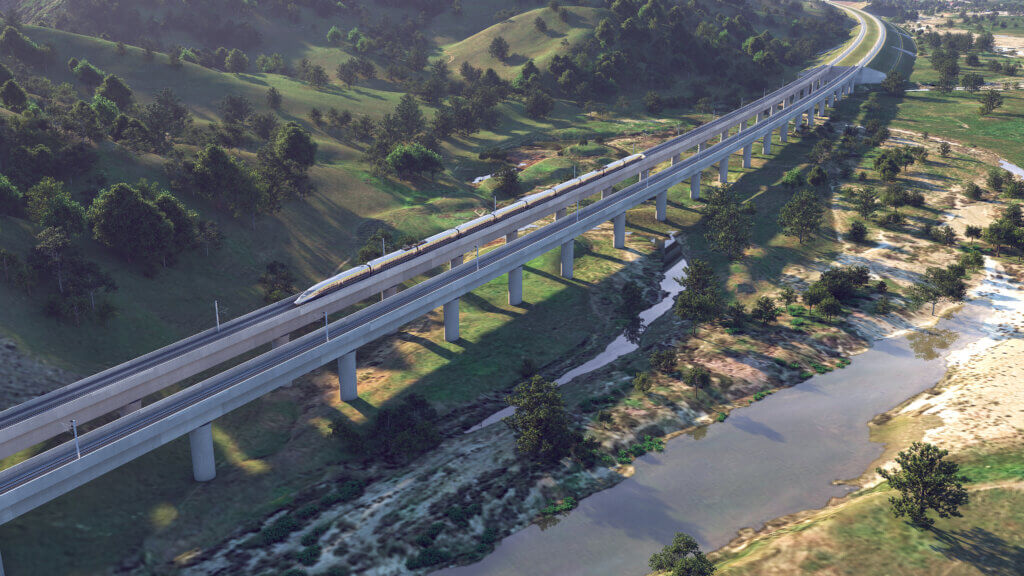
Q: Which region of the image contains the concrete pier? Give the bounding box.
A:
[189,423,216,482]
[780,123,788,143]
[613,213,626,248]
[656,190,667,222]
[380,285,398,301]
[719,157,729,184]
[697,142,706,153]
[721,130,729,143]
[690,173,701,200]
[444,298,460,342]
[560,239,574,279]
[601,187,613,199]
[763,133,772,155]
[339,351,357,401]
[450,254,464,270]
[743,144,752,169]
[508,267,523,306]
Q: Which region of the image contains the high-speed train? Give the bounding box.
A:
[294,153,646,305]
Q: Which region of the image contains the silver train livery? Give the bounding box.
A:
[294,153,645,305]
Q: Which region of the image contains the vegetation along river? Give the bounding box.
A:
[435,302,993,576]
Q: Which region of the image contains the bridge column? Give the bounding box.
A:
[339,351,357,401]
[763,133,772,155]
[613,213,626,249]
[380,285,398,301]
[721,130,729,143]
[656,190,667,222]
[697,142,706,153]
[189,423,216,482]
[508,267,523,306]
[450,254,464,270]
[560,239,574,279]
[555,207,566,220]
[805,108,814,127]
[743,144,752,169]
[601,187,613,199]
[639,169,650,182]
[718,157,729,184]
[690,173,701,200]
[444,298,460,342]
[738,119,746,133]
[780,123,788,143]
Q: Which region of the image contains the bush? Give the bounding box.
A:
[406,547,452,570]
[649,349,677,373]
[261,514,300,546]
[632,371,652,393]
[297,545,322,566]
[964,182,983,200]
[847,220,868,243]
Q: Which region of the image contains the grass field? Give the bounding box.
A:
[837,4,882,67]
[867,20,916,78]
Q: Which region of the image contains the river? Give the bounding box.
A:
[435,300,993,576]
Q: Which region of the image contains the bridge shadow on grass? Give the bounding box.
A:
[930,526,1024,576]
[396,332,458,361]
[463,292,522,319]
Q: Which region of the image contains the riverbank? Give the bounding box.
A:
[713,257,1024,575]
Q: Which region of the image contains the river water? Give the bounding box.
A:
[436,300,993,576]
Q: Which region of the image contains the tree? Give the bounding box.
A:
[778,189,824,244]
[674,259,724,334]
[534,16,548,33]
[644,91,664,114]
[140,88,191,142]
[881,183,908,215]
[326,25,343,45]
[649,349,676,374]
[336,60,357,87]
[876,442,968,528]
[703,186,753,260]
[259,261,296,302]
[218,94,254,125]
[854,187,878,219]
[266,87,282,109]
[779,286,798,307]
[31,226,72,294]
[385,143,442,178]
[751,295,780,325]
[684,365,712,400]
[817,295,842,320]
[960,71,984,92]
[73,60,104,87]
[96,74,132,109]
[781,168,805,188]
[505,375,581,463]
[394,93,424,136]
[153,192,198,253]
[492,165,521,198]
[986,167,1005,192]
[965,224,982,247]
[983,218,1015,256]
[25,178,86,234]
[881,70,905,96]
[910,266,967,314]
[0,173,21,215]
[272,121,317,168]
[648,532,715,576]
[939,142,952,157]
[979,89,1003,116]
[224,48,249,73]
[847,220,868,243]
[633,371,652,393]
[488,36,510,61]
[87,183,174,268]
[0,78,26,111]
[524,89,555,119]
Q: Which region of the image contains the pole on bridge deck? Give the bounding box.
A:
[214,300,220,332]
[0,548,5,576]
[71,419,81,459]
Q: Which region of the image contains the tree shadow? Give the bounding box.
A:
[930,526,1024,576]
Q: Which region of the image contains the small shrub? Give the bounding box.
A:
[406,548,452,570]
[799,371,814,380]
[632,371,652,393]
[540,497,578,516]
[716,412,728,422]
[297,544,322,566]
[790,317,807,328]
[261,514,300,546]
[847,220,868,243]
[752,390,773,401]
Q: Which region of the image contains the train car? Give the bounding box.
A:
[578,170,603,185]
[522,188,558,207]
[492,200,528,221]
[412,228,459,256]
[455,213,496,237]
[552,178,581,195]
[367,249,412,274]
[294,265,372,305]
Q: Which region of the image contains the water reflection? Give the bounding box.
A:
[907,327,959,360]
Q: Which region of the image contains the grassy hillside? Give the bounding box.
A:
[443,6,607,80]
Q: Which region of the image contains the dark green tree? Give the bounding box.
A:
[224,48,249,73]
[524,89,555,119]
[259,261,296,303]
[0,78,26,111]
[266,86,282,109]
[817,295,842,320]
[876,442,968,528]
[488,36,510,61]
[505,375,581,463]
[648,532,715,576]
[385,143,443,178]
[778,189,824,243]
[881,70,905,96]
[394,93,425,136]
[493,165,521,198]
[87,183,174,268]
[0,173,21,215]
[96,74,132,109]
[674,259,724,333]
[979,89,1003,116]
[751,295,780,325]
[703,186,753,260]
[25,178,86,234]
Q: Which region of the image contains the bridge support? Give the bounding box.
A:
[655,190,667,222]
[339,351,357,401]
[601,187,613,199]
[380,285,398,301]
[719,157,729,184]
[555,207,566,220]
[690,173,701,200]
[721,130,729,143]
[763,133,772,155]
[806,108,814,127]
[444,299,460,342]
[780,122,789,143]
[638,169,650,182]
[670,154,682,166]
[613,213,626,248]
[560,239,574,279]
[743,144,752,169]
[508,267,523,306]
[738,119,746,133]
[450,254,464,270]
[189,423,216,482]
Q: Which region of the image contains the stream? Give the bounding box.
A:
[436,296,996,576]
[466,244,689,433]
